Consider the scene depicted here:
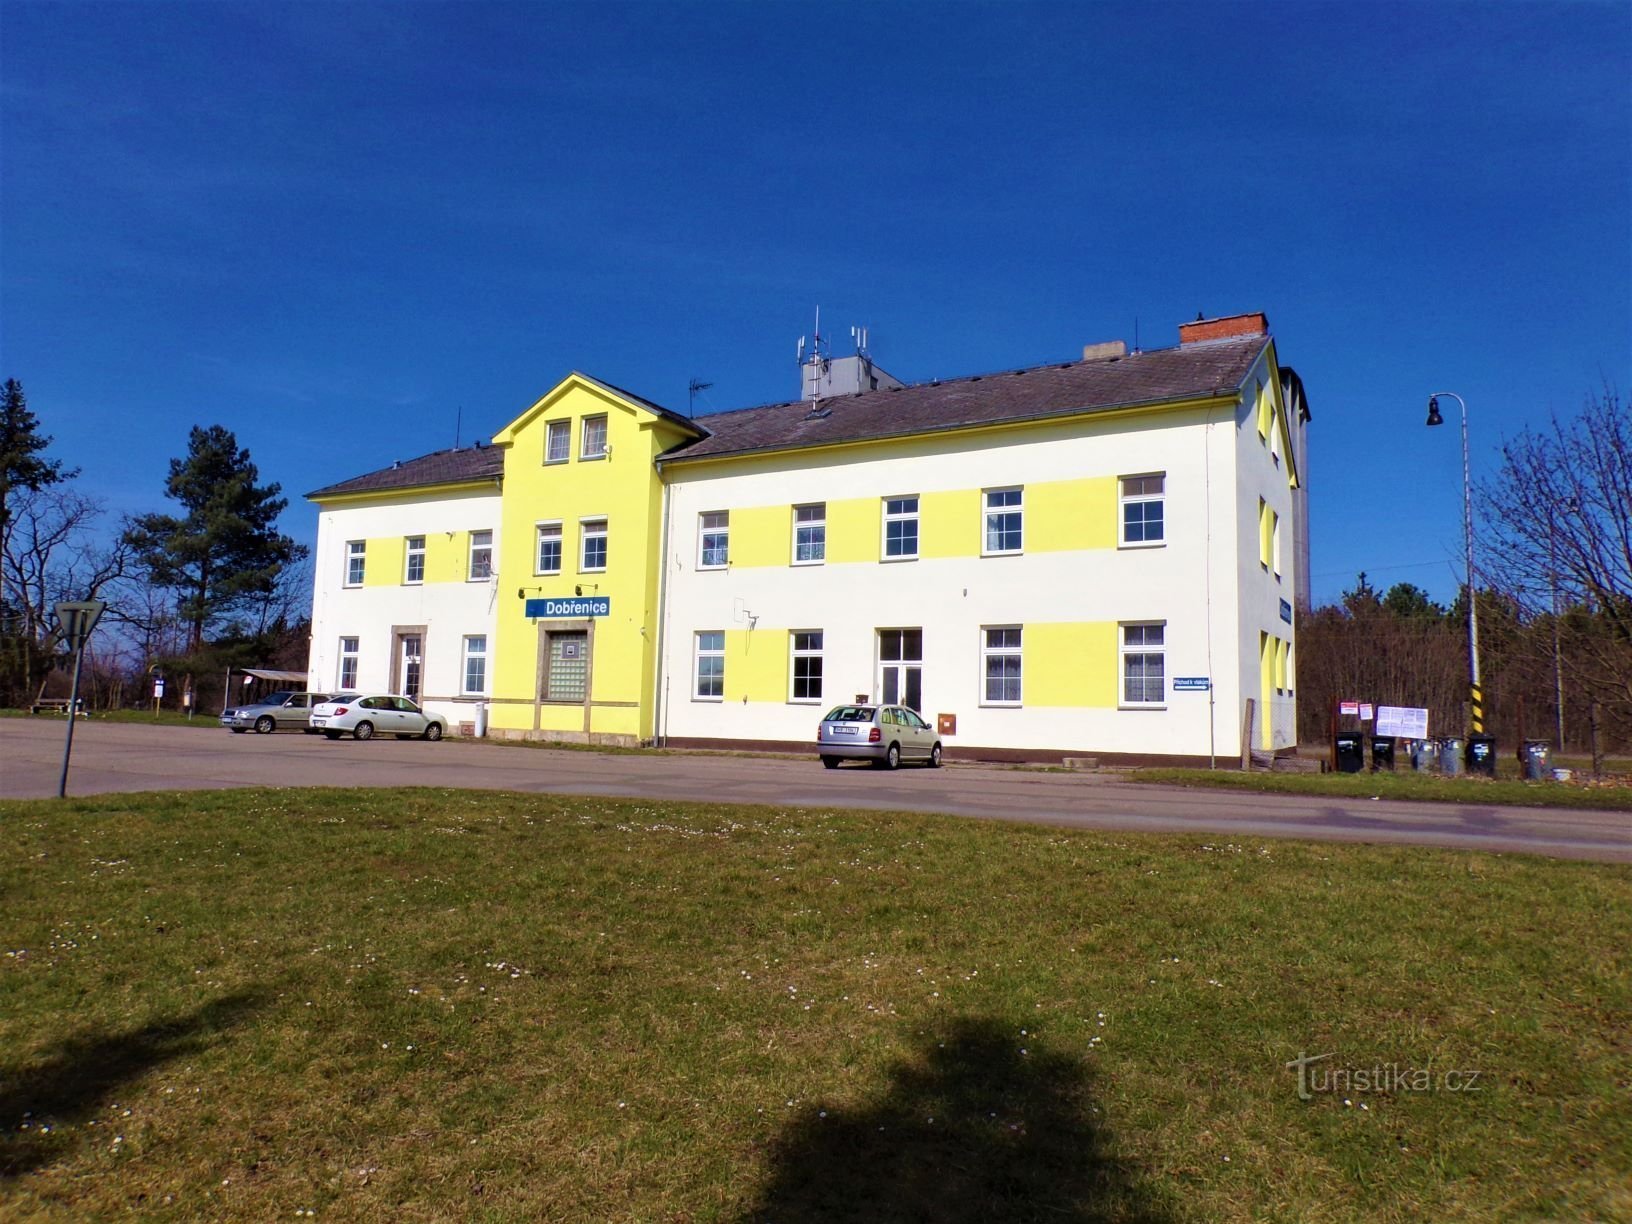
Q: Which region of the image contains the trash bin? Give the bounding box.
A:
[1465,734,1497,777]
[474,701,489,738]
[1334,731,1365,773]
[1521,740,1552,781]
[1411,738,1440,772]
[1370,736,1396,772]
[1440,737,1464,776]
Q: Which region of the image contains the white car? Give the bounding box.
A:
[309,694,448,742]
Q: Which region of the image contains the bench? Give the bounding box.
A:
[29,698,86,715]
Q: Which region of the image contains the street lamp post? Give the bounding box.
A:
[53,600,107,799]
[1426,392,1482,734]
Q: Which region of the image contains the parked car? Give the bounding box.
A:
[817,703,941,769]
[309,694,448,742]
[220,691,337,734]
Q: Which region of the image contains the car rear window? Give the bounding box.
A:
[823,706,875,722]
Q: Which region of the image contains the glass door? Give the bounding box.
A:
[878,628,923,713]
[400,634,423,700]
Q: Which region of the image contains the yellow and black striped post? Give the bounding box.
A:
[1470,683,1484,734]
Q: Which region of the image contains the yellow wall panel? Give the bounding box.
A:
[362,537,403,587]
[1028,477,1116,552]
[826,497,878,563]
[424,532,466,584]
[725,628,788,704]
[1023,622,1119,708]
[728,505,789,568]
[919,488,980,559]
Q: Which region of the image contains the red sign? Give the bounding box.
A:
[1339,701,1360,716]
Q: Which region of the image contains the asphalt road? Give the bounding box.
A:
[3,719,1628,862]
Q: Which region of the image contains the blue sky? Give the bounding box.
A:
[3,1,1628,608]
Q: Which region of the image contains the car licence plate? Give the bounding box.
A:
[311,718,326,727]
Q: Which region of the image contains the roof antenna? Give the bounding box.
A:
[454,405,462,450]
[688,379,713,414]
[1133,317,1141,355]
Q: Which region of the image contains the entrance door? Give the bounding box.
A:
[545,631,589,702]
[878,628,923,713]
[400,634,423,700]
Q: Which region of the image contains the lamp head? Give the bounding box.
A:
[1425,396,1444,427]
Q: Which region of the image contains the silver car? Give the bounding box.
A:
[817,704,942,770]
[220,691,335,734]
[310,694,448,742]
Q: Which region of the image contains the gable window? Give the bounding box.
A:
[404,536,425,584]
[1121,623,1166,707]
[698,511,729,569]
[337,636,359,689]
[545,419,571,464]
[883,496,919,560]
[793,503,826,564]
[982,626,1023,705]
[469,530,493,580]
[581,415,608,460]
[1120,474,1165,546]
[983,487,1023,555]
[536,522,562,575]
[790,630,823,702]
[694,631,724,700]
[462,634,488,695]
[344,540,366,586]
[581,518,608,571]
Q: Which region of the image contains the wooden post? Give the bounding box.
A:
[1590,702,1604,779]
[1241,698,1256,771]
[1329,694,1339,773]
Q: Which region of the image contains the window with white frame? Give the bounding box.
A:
[469,530,493,579]
[694,631,724,699]
[581,415,608,460]
[462,634,488,695]
[982,626,1023,705]
[404,536,426,584]
[793,503,825,564]
[1121,623,1166,706]
[1120,474,1165,546]
[983,488,1023,554]
[545,419,571,463]
[790,631,823,702]
[698,511,729,569]
[536,522,562,574]
[337,637,359,689]
[1272,509,1282,578]
[344,540,366,586]
[883,495,919,559]
[581,518,608,571]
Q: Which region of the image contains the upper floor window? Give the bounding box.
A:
[983,487,1023,555]
[1259,499,1272,569]
[545,419,571,464]
[581,415,608,460]
[1120,474,1165,546]
[698,511,729,569]
[1271,508,1282,578]
[404,536,425,584]
[581,518,608,571]
[883,495,919,560]
[345,540,365,586]
[468,530,493,580]
[536,522,562,575]
[793,503,825,564]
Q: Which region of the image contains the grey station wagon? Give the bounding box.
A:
[220,691,335,734]
[817,704,942,770]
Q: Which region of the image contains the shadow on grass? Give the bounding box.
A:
[739,1015,1169,1223]
[0,990,268,1179]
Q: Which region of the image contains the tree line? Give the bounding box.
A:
[1,379,307,712]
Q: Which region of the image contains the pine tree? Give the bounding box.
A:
[123,425,307,651]
[1,378,76,613]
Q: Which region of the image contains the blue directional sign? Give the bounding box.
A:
[1172,677,1212,692]
[1280,598,1293,624]
[525,596,610,618]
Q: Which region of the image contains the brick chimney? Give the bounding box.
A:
[1178,312,1269,346]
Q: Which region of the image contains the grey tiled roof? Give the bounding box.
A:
[661,336,1269,464]
[307,445,505,499]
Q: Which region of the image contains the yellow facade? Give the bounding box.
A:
[1022,622,1119,707]
[483,376,698,743]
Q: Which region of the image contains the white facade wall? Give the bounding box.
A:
[658,406,1253,759]
[309,487,503,728]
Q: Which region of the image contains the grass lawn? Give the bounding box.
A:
[1,708,218,729]
[2,789,1628,1222]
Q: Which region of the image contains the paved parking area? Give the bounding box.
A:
[3,719,1628,862]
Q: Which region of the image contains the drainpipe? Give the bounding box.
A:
[652,467,675,746]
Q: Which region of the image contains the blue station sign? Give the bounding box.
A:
[1172,677,1212,692]
[525,596,610,619]
[1280,598,1293,624]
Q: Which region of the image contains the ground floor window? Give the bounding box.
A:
[982,626,1022,705]
[338,637,359,690]
[878,628,923,712]
[462,634,488,695]
[695,631,724,699]
[545,630,588,702]
[790,630,823,702]
[1121,623,1165,705]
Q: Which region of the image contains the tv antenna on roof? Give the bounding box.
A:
[454,405,462,450]
[688,379,713,413]
[797,306,829,369]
